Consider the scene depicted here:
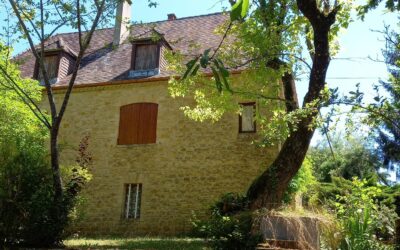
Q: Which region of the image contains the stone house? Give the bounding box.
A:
[16,4,279,235]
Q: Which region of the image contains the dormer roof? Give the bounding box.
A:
[37,36,78,57]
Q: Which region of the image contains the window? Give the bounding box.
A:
[133,44,158,70]
[36,55,59,81]
[123,183,142,219]
[118,103,158,145]
[239,102,256,133]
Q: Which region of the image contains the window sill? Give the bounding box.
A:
[116,142,159,148]
[39,78,58,85]
[120,218,141,223]
[237,132,257,140]
[128,68,160,78]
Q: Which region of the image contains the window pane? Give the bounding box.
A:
[134,45,158,70]
[124,183,142,219]
[241,104,255,132]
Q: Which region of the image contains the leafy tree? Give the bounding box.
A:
[0,43,47,145]
[0,41,94,246]
[169,0,351,209]
[375,23,400,172]
[0,0,145,245]
[324,19,399,180]
[0,0,159,231]
[308,134,385,183]
[0,0,120,205]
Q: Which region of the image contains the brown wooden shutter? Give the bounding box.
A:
[118,103,158,145]
[38,55,59,80]
[134,44,158,70]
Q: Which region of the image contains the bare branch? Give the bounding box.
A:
[56,0,107,127]
[8,0,58,119]
[210,21,232,61]
[77,0,83,50]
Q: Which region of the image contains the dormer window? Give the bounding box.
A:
[35,54,60,83]
[133,44,158,70]
[129,42,161,78]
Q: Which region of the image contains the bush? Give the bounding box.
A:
[336,179,397,249]
[312,178,398,250]
[284,157,316,204]
[192,193,262,250]
[0,137,91,247]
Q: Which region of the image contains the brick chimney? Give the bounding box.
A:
[167,13,177,21]
[113,1,131,46]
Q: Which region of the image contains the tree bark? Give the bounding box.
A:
[247,0,339,209]
[50,124,63,202]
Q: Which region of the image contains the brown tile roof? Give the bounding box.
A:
[15,12,229,87]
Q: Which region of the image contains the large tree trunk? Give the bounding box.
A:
[247,0,339,209]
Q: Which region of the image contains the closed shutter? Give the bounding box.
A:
[118,103,158,144]
[134,44,158,70]
[38,55,59,80]
[239,102,256,133]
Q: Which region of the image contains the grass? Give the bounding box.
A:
[64,237,210,250]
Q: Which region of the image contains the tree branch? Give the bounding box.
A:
[8,0,58,120]
[0,67,51,128]
[56,0,106,127]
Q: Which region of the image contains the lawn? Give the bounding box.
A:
[64,237,210,250]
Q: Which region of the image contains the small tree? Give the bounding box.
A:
[0,0,133,245]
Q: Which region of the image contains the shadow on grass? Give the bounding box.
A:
[64,237,210,250]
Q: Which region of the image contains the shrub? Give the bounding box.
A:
[0,136,91,247]
[321,178,398,250]
[192,193,262,250]
[284,157,316,204]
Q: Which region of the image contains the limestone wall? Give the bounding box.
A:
[53,80,279,235]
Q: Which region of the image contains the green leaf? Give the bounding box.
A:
[241,0,250,18]
[213,59,232,93]
[200,49,211,68]
[230,0,249,21]
[211,66,222,93]
[191,64,200,76]
[215,59,229,77]
[183,57,200,80]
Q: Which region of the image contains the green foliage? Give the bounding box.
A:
[357,0,400,19]
[0,43,47,144]
[0,54,91,246]
[192,193,261,250]
[64,237,208,250]
[168,1,354,146]
[0,138,63,246]
[230,0,250,21]
[373,24,400,175]
[0,136,92,247]
[284,157,317,204]
[335,178,397,250]
[211,192,250,216]
[307,134,383,183]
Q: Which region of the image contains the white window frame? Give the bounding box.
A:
[124,183,142,219]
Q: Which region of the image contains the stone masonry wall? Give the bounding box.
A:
[53,79,279,236]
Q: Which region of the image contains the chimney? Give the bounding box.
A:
[167,13,177,21]
[113,1,131,46]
